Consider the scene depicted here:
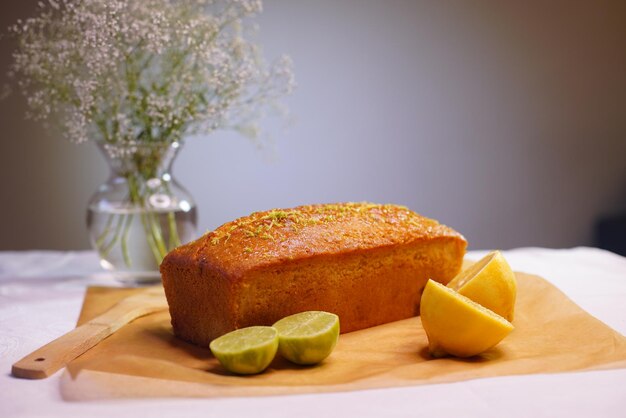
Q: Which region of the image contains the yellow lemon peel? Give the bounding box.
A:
[420,279,514,358]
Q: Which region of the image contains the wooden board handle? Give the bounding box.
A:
[12,323,113,379]
[11,300,167,379]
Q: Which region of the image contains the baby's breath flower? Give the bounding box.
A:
[8,0,294,145]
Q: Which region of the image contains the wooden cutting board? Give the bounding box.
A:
[60,271,626,400]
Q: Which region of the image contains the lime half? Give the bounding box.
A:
[209,326,278,375]
[273,311,340,365]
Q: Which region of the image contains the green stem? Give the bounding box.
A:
[120,213,134,267]
[167,211,181,248]
[148,210,168,259]
[95,212,115,250]
[99,213,126,258]
[96,142,187,270]
[139,211,163,265]
[128,172,168,265]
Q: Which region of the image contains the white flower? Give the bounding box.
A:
[8,0,294,145]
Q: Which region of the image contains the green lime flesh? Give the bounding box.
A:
[273,311,340,365]
[209,326,278,375]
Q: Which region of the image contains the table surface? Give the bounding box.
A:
[1,247,625,418]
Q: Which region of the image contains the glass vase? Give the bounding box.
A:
[87,140,197,285]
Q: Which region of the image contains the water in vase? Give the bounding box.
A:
[87,205,197,284]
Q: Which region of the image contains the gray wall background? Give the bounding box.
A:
[1,0,625,251]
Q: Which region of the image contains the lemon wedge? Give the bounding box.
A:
[209,326,278,374]
[420,279,514,358]
[447,250,517,321]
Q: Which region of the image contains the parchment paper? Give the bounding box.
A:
[61,271,626,400]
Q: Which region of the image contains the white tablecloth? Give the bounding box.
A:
[1,247,625,417]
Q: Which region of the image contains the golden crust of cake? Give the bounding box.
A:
[173,202,464,278]
[161,202,467,345]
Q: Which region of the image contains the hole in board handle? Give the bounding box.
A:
[34,358,45,362]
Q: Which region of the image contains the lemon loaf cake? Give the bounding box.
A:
[160,202,467,346]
